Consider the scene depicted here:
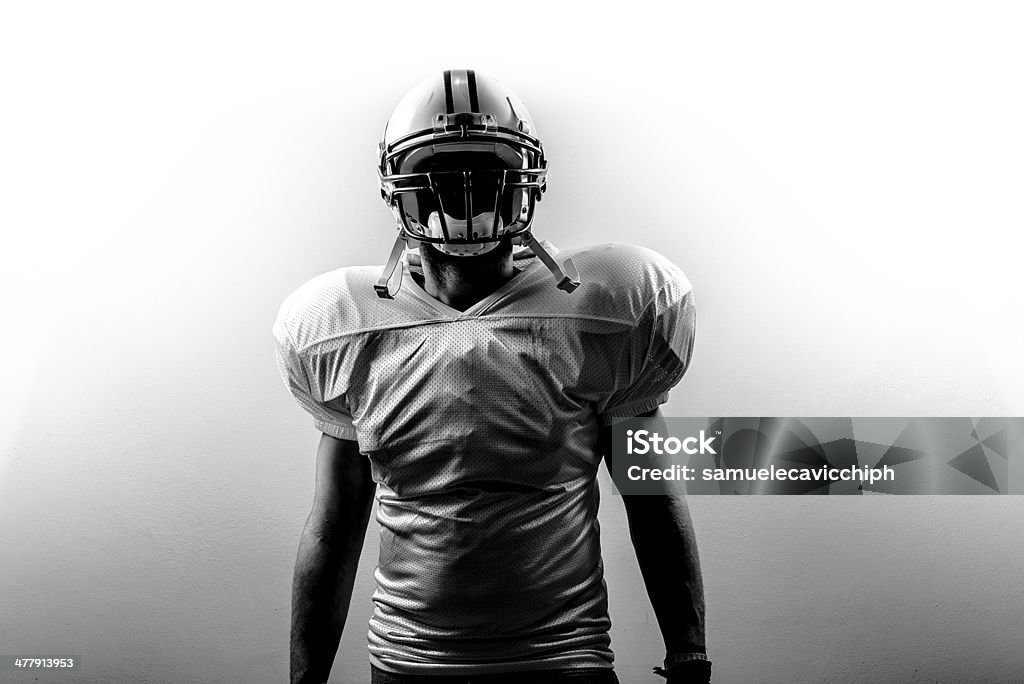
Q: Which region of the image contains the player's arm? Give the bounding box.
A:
[290,433,375,684]
[600,408,711,683]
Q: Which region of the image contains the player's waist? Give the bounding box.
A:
[374,492,601,581]
[367,592,614,674]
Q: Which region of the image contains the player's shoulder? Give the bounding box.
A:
[564,242,690,290]
[272,265,386,352]
[528,243,690,323]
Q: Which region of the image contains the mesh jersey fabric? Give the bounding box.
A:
[273,242,696,675]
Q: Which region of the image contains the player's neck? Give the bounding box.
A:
[419,242,516,312]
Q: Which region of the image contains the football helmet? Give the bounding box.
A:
[375,69,580,298]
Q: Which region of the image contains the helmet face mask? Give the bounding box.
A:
[383,155,543,256]
[385,160,538,252]
[373,69,579,298]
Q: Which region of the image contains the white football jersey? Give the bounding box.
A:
[273,242,696,675]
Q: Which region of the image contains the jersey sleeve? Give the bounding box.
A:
[273,314,359,442]
[599,275,697,424]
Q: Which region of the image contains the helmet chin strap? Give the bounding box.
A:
[522,234,580,293]
[374,233,407,299]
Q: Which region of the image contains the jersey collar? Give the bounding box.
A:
[400,242,551,318]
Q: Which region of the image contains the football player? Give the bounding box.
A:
[274,70,710,684]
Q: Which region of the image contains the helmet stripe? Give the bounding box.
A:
[452,69,471,112]
[467,70,480,112]
[443,70,455,113]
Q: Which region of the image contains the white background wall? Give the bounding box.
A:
[1,1,1022,682]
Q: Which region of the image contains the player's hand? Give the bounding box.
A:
[653,660,712,683]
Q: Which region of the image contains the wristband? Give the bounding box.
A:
[664,652,709,668]
[653,654,712,682]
